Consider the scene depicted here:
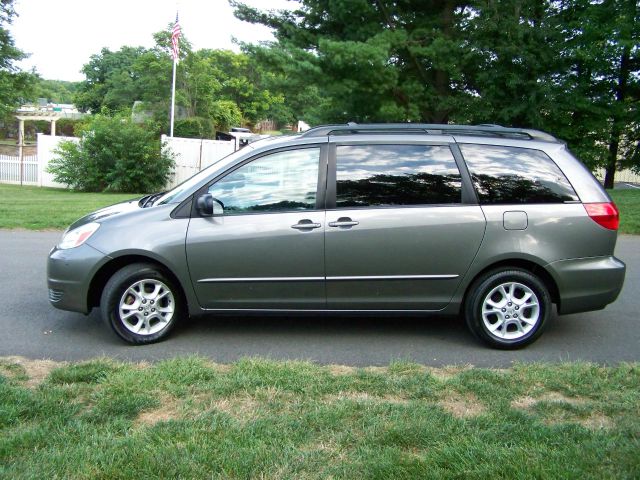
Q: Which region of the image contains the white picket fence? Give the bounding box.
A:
[161,135,235,188]
[0,154,39,185]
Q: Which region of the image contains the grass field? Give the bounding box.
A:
[0,184,639,234]
[0,357,638,479]
[608,189,640,235]
[0,184,141,229]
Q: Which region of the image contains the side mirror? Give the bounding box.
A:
[196,193,224,217]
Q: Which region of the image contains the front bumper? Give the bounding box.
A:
[47,243,108,314]
[547,255,626,315]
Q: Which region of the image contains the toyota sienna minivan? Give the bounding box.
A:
[47,123,626,348]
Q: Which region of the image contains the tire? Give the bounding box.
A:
[464,268,551,349]
[100,263,184,344]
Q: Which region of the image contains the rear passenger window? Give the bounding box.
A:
[460,144,579,204]
[336,145,462,207]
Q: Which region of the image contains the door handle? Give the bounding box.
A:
[328,217,359,228]
[291,220,322,230]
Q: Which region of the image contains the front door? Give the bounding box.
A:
[325,142,486,310]
[186,146,327,310]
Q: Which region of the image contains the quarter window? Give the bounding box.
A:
[208,148,320,213]
[460,144,579,204]
[336,145,462,207]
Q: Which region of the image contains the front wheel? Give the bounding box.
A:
[100,263,184,344]
[464,269,551,349]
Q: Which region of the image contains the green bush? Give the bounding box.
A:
[47,114,175,193]
[210,100,243,131]
[174,117,214,139]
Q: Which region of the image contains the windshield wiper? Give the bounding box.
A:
[140,192,165,208]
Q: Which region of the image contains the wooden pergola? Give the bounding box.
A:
[14,111,62,186]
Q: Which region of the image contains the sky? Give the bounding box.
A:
[8,0,292,82]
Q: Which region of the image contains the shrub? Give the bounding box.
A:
[47,114,174,193]
[174,117,214,139]
[210,100,242,131]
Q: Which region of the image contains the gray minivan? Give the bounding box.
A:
[47,124,626,348]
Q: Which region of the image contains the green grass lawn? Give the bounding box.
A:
[0,184,141,229]
[608,189,640,235]
[0,357,638,479]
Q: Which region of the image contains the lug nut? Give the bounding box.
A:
[151,308,155,312]
[144,312,148,316]
[150,300,154,305]
[142,299,147,304]
[508,302,512,306]
[514,314,518,318]
[502,308,506,312]
[506,315,510,319]
[515,306,519,310]
[138,307,143,311]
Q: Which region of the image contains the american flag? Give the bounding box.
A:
[171,13,181,62]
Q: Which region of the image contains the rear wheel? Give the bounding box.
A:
[464,268,551,349]
[100,263,184,344]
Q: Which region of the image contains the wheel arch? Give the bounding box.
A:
[461,258,560,309]
[88,254,189,312]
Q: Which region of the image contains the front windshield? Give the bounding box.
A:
[156,146,255,205]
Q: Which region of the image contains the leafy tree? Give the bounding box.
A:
[242,43,326,126]
[0,0,35,116]
[593,0,639,187]
[73,29,264,131]
[74,46,148,112]
[178,48,282,127]
[48,114,174,192]
[210,99,243,130]
[232,0,474,123]
[461,1,559,127]
[31,79,79,104]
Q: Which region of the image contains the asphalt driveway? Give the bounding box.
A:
[0,230,637,367]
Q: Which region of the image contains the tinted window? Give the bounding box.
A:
[209,148,319,213]
[460,144,579,204]
[336,145,462,207]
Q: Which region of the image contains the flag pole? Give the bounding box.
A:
[170,57,177,137]
[169,11,180,137]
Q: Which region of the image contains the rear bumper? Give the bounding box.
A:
[547,255,626,315]
[47,243,108,314]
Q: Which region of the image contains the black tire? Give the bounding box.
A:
[464,268,551,349]
[100,263,185,344]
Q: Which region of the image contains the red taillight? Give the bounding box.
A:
[584,202,619,230]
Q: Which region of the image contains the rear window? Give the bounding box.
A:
[460,144,579,204]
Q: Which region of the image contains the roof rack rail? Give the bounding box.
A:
[299,123,558,142]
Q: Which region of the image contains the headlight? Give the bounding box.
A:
[58,223,100,249]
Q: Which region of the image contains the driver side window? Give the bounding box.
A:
[208,148,320,214]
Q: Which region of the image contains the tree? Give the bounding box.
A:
[232,0,474,123]
[0,0,35,117]
[74,46,148,112]
[242,42,327,126]
[460,1,560,127]
[31,79,79,104]
[530,0,639,184]
[596,0,639,187]
[73,28,278,132]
